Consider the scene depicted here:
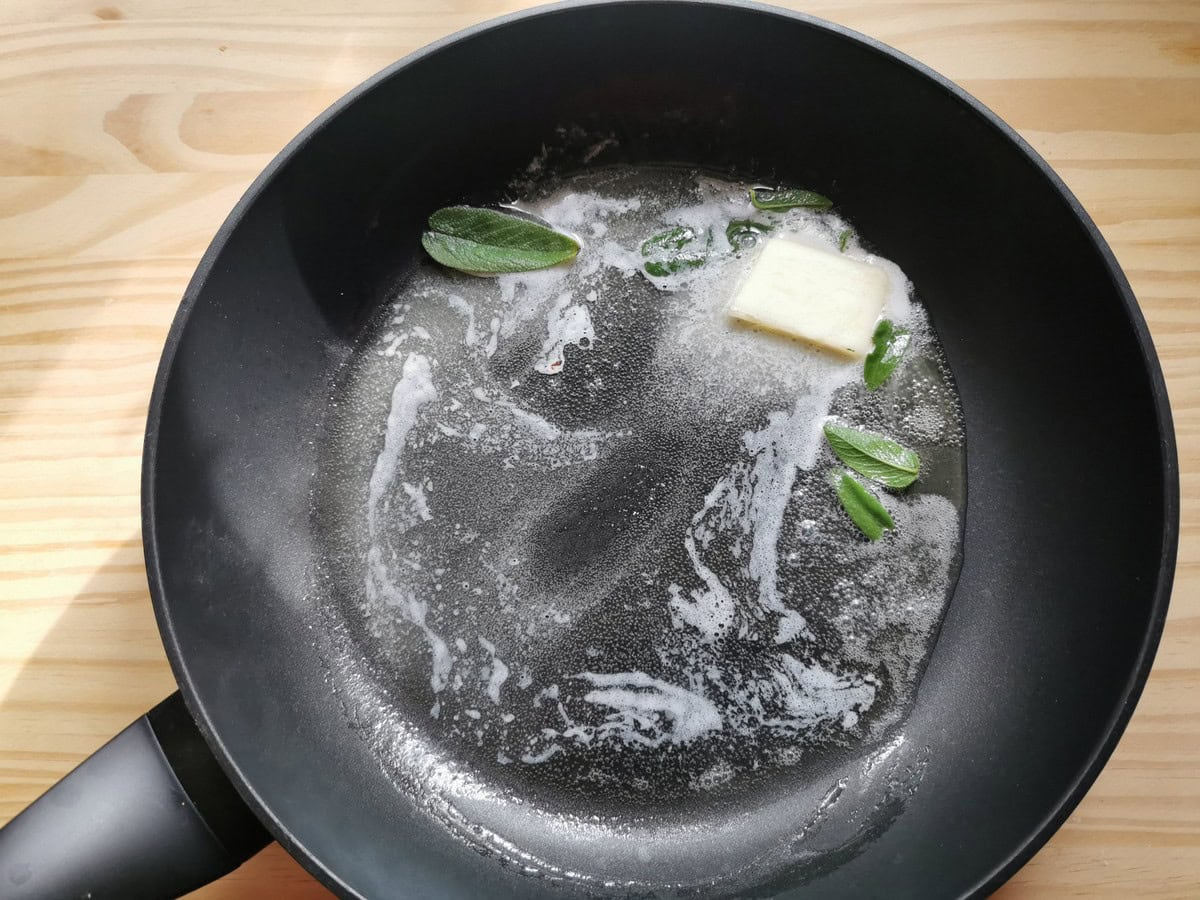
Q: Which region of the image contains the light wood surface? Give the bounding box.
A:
[1,1,1197,897]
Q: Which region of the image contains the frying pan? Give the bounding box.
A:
[0,1,1177,897]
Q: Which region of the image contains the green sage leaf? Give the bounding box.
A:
[834,470,895,540]
[823,421,920,489]
[863,320,912,391]
[726,219,773,251]
[749,187,833,212]
[421,206,580,274]
[641,225,711,277]
[838,228,852,253]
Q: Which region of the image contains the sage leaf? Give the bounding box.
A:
[834,470,895,540]
[749,187,833,212]
[863,320,912,391]
[838,228,852,252]
[421,206,580,274]
[823,421,920,489]
[641,225,711,277]
[726,219,773,251]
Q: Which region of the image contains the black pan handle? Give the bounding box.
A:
[0,691,270,899]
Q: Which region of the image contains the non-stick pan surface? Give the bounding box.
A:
[23,2,1181,898]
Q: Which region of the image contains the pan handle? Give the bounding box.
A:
[0,691,270,899]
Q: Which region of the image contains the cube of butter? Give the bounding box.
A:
[728,237,889,356]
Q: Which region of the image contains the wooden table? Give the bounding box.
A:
[1,1,1196,896]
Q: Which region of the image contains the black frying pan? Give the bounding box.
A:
[0,2,1177,898]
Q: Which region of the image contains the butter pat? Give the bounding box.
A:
[728,237,889,356]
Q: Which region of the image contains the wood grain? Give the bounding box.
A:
[1,1,1197,897]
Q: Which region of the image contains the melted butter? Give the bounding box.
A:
[312,164,966,890]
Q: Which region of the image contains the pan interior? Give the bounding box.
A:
[311,164,966,893]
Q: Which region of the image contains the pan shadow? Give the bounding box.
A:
[0,538,173,824]
[0,539,332,898]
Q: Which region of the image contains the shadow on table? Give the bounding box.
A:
[0,539,331,899]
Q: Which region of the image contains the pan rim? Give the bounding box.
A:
[140,2,1180,897]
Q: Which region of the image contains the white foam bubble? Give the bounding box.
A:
[534,293,594,375]
[446,294,478,345]
[366,353,437,535]
[576,671,723,745]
